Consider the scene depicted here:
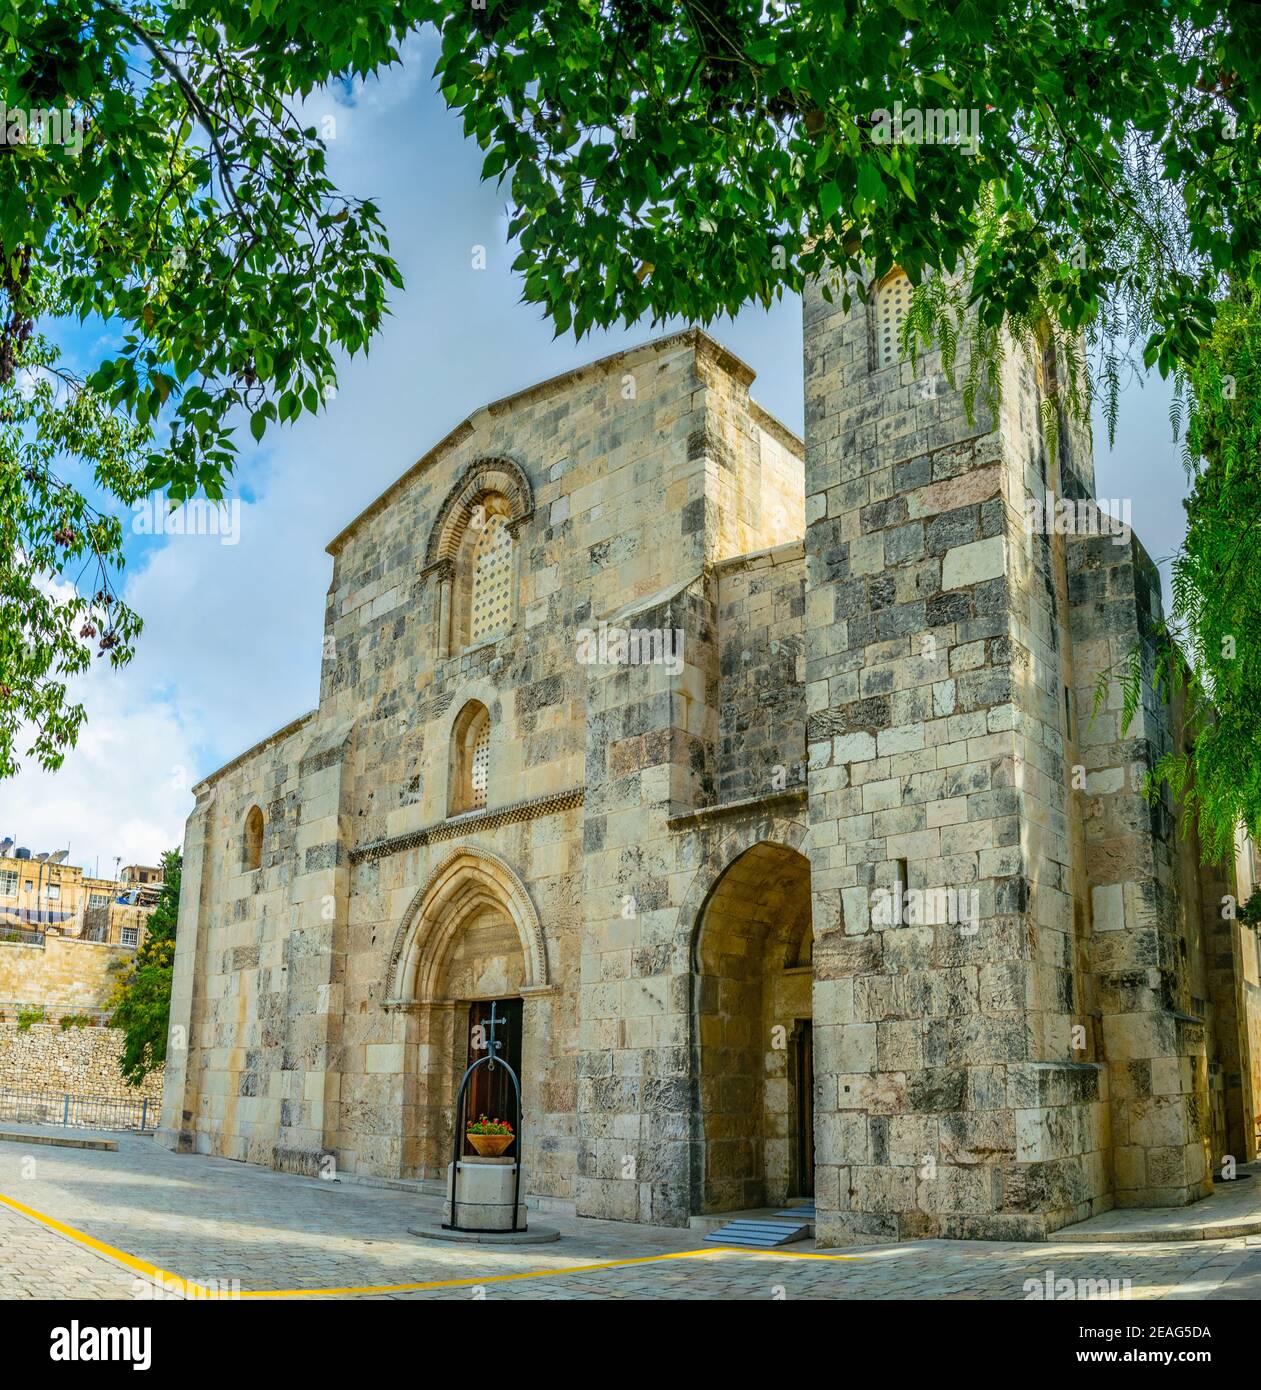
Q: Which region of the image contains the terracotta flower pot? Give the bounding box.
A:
[467,1131,514,1157]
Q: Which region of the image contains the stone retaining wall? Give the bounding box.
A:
[0,933,133,1012]
[0,1022,164,1103]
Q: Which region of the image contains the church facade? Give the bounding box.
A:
[158,274,1261,1243]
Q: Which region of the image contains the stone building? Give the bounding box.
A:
[0,849,158,948]
[159,275,1261,1243]
[0,850,159,1016]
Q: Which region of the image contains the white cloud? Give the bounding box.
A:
[0,665,195,876]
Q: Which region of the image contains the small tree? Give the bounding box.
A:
[109,847,180,1087]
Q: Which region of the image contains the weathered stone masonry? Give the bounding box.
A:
[161,308,1261,1243]
[802,271,1260,1240]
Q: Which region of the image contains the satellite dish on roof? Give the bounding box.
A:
[0,838,12,857]
[34,852,48,863]
[49,849,69,864]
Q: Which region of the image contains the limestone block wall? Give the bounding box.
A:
[159,711,329,1166]
[1069,526,1239,1203]
[1234,839,1261,1160]
[0,1022,163,1105]
[999,346,1113,1231]
[801,272,1111,1242]
[0,934,134,1013]
[1198,848,1241,1166]
[570,360,807,1226]
[715,541,807,804]
[1242,925,1261,1158]
[578,580,716,1226]
[703,388,805,561]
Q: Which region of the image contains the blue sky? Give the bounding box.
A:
[0,33,1190,877]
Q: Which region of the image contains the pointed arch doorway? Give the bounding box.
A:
[383,848,548,1179]
[691,840,814,1214]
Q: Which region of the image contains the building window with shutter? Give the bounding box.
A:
[469,512,514,644]
[874,270,912,369]
[450,494,517,651]
[451,701,492,815]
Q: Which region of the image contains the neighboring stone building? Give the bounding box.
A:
[0,934,138,1017]
[0,849,158,1015]
[159,287,1261,1243]
[121,864,163,889]
[0,850,157,948]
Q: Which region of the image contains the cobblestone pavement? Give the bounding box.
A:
[0,1130,1258,1301]
[0,1201,134,1300]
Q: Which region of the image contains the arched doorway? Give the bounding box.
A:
[691,840,813,1214]
[383,848,548,1180]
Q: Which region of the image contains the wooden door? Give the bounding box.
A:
[464,999,523,1155]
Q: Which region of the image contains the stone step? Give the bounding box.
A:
[0,1129,117,1151]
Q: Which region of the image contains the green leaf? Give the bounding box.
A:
[819,179,843,221]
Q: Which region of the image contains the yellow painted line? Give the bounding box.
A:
[0,1190,188,1291]
[0,1189,862,1298]
[237,1246,865,1298]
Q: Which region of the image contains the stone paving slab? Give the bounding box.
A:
[0,1202,135,1300]
[1057,1166,1261,1243]
[0,1131,1258,1300]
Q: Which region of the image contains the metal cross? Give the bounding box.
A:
[484,1001,505,1070]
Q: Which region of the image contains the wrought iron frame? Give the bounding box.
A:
[445,1011,523,1233]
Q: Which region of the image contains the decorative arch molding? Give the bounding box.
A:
[422,455,535,572]
[864,265,907,295]
[383,844,548,1006]
[676,815,809,966]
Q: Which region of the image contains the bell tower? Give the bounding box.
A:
[800,269,1118,1241]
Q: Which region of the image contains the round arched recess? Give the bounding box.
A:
[422,456,534,571]
[690,839,814,1216]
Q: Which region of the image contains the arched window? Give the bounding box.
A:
[243,805,264,871]
[468,507,514,644]
[422,458,533,659]
[451,495,516,650]
[450,702,491,815]
[874,270,912,368]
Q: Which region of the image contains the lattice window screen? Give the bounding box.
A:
[875,274,912,368]
[469,514,513,643]
[470,720,490,809]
